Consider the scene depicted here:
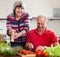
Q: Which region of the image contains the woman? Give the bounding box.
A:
[7,0,30,48]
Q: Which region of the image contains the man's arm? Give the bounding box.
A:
[51,31,59,47]
[25,31,34,50]
[53,42,59,47]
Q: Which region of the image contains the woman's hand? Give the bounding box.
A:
[14,32,22,39]
[14,30,26,39]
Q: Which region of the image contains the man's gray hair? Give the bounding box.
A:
[37,15,48,22]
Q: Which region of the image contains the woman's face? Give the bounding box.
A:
[15,7,23,17]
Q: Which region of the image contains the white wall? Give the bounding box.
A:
[24,0,53,18]
[0,0,52,18]
[0,0,17,18]
[0,0,60,42]
[52,0,60,8]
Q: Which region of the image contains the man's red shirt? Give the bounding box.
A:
[26,28,58,50]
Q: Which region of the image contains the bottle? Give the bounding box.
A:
[10,30,15,42]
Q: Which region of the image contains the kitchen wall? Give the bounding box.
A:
[52,0,60,18]
[0,0,52,18]
[52,0,60,8]
[0,0,60,18]
[0,0,60,42]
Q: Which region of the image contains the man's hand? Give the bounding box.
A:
[35,46,44,52]
[25,43,34,50]
[53,42,59,47]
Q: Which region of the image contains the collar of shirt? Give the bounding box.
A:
[34,28,48,35]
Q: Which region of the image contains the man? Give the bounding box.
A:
[25,15,59,52]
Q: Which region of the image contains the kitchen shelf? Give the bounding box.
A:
[49,18,60,20]
[0,18,7,20]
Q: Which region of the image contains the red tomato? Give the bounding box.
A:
[21,49,30,55]
[24,50,30,55]
[30,51,35,54]
[21,49,26,54]
[36,50,44,56]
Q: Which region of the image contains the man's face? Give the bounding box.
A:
[37,16,47,32]
[15,7,23,17]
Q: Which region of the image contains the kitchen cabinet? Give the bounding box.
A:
[0,19,6,34]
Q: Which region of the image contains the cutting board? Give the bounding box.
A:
[21,54,36,57]
[17,53,36,57]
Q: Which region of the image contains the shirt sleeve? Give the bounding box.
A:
[51,32,58,43]
[6,15,12,36]
[23,13,30,33]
